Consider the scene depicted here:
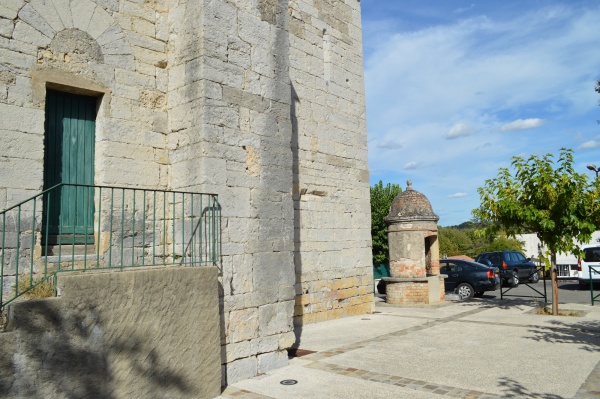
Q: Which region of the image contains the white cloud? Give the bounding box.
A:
[448,192,468,198]
[363,2,600,225]
[500,118,545,131]
[446,123,475,139]
[579,140,600,149]
[365,6,600,130]
[454,4,475,14]
[376,139,403,149]
[475,142,493,150]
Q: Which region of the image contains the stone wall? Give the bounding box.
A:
[289,0,374,325]
[162,0,297,383]
[388,220,439,277]
[0,267,221,399]
[0,0,171,202]
[0,0,175,324]
[0,0,373,385]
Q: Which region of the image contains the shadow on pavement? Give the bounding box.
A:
[525,319,600,353]
[558,282,600,291]
[447,295,547,310]
[497,377,565,399]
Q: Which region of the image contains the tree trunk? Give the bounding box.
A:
[551,252,559,315]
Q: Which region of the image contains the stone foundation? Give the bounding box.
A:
[293,275,374,325]
[384,276,444,305]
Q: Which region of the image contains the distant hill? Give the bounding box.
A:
[442,220,488,230]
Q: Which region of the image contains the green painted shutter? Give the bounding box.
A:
[44,90,96,241]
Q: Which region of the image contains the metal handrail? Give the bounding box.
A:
[1,183,220,308]
[590,266,600,306]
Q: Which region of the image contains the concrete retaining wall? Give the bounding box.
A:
[0,267,221,399]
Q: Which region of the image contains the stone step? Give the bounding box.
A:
[44,234,94,244]
[39,254,102,273]
[43,244,96,256]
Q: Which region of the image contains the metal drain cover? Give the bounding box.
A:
[280,379,298,385]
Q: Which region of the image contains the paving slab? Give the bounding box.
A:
[218,299,600,399]
[220,364,443,399]
[292,312,430,352]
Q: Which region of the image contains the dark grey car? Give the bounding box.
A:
[475,250,539,285]
[440,259,500,300]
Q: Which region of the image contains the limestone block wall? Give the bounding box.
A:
[0,0,173,303]
[0,0,374,386]
[288,0,373,325]
[0,0,171,206]
[166,0,296,384]
[0,267,222,399]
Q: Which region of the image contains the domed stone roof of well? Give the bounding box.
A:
[385,180,439,223]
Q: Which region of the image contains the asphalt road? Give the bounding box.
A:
[477,278,600,305]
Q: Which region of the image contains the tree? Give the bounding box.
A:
[438,227,473,257]
[473,148,600,314]
[438,227,523,258]
[370,181,402,265]
[476,231,523,253]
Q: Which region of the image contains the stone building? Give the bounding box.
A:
[383,181,444,305]
[0,0,372,385]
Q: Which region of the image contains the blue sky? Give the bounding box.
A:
[361,1,600,226]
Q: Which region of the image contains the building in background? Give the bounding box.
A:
[517,232,600,278]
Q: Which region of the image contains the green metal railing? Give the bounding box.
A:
[1,183,220,308]
[589,266,600,306]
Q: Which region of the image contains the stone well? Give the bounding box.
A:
[382,180,445,305]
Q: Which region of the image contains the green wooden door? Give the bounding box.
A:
[43,90,96,242]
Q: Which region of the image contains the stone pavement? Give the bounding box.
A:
[217,297,600,399]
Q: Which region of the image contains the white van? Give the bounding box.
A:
[578,244,600,289]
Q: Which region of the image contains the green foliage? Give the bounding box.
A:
[370,180,402,265]
[444,219,487,230]
[476,232,523,253]
[473,148,600,268]
[438,227,472,257]
[438,227,522,258]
